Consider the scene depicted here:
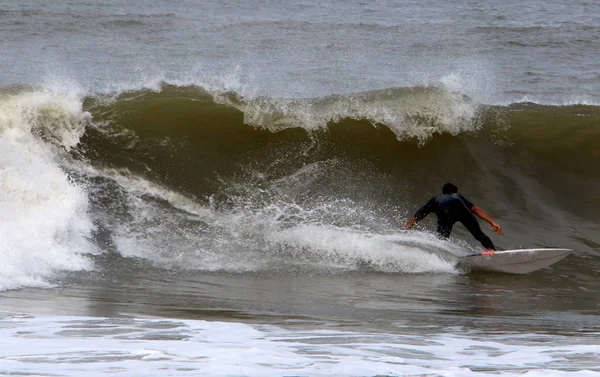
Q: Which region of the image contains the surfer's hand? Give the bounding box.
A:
[402,217,416,230]
[492,223,503,235]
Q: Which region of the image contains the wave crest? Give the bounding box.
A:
[215,85,481,141]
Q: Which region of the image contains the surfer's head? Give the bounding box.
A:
[442,183,458,194]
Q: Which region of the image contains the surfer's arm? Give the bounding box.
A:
[402,198,435,230]
[471,206,504,235]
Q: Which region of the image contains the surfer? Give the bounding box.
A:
[402,183,503,250]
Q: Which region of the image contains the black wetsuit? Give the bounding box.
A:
[413,193,496,250]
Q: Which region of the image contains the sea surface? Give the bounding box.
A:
[1,1,599,376]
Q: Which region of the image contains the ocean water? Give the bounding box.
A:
[1,1,600,376]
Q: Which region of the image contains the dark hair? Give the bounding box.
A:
[442,183,458,194]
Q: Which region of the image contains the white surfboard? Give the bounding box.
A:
[458,248,572,274]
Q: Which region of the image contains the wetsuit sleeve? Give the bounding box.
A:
[457,194,475,210]
[413,197,436,221]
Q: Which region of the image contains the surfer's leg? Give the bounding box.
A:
[460,213,496,250]
[436,218,453,239]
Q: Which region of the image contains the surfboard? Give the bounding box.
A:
[458,248,572,274]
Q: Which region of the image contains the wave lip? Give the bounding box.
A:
[216,85,482,141]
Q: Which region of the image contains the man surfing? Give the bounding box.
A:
[402,183,503,250]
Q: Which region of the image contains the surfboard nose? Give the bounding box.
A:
[459,248,572,274]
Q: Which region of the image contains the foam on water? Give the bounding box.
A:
[0,313,598,377]
[0,90,95,291]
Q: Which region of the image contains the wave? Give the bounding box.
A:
[78,84,600,267]
[83,84,600,176]
[1,83,599,290]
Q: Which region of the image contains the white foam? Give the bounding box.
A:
[0,314,598,377]
[0,91,95,291]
